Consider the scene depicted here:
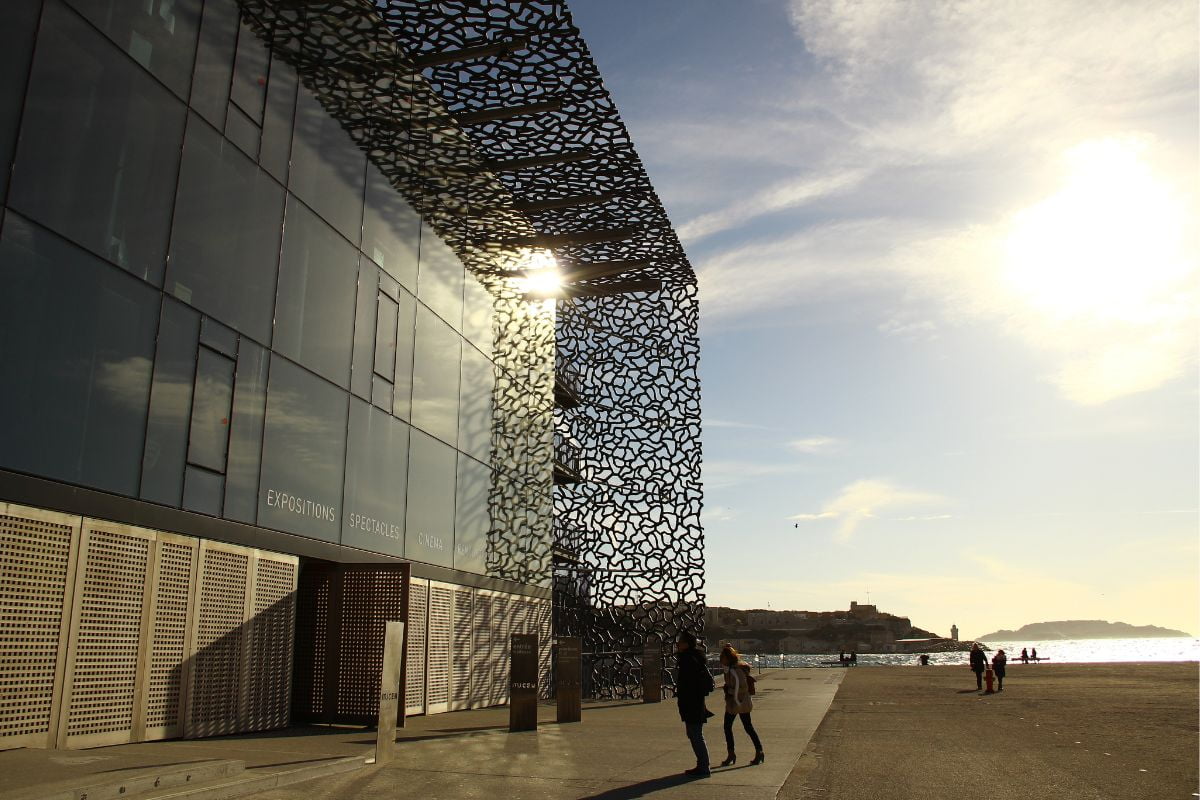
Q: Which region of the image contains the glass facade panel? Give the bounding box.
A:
[140,298,200,507]
[189,0,237,129]
[9,0,185,286]
[65,0,202,98]
[224,102,260,159]
[362,163,419,290]
[392,291,417,420]
[230,21,269,121]
[0,0,41,201]
[0,214,158,495]
[404,429,456,568]
[341,399,409,557]
[462,275,495,360]
[258,356,346,542]
[224,338,269,523]
[260,53,297,184]
[169,112,284,343]
[416,222,464,330]
[458,344,495,464]
[374,293,398,379]
[188,347,235,472]
[290,85,364,246]
[200,316,238,357]
[453,455,491,574]
[274,196,358,388]
[350,261,377,400]
[411,305,461,445]
[182,465,223,516]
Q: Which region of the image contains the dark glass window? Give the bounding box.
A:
[230,21,268,122]
[0,214,158,496]
[411,305,461,445]
[188,347,235,473]
[257,356,347,542]
[200,316,238,357]
[274,197,358,389]
[0,0,42,201]
[350,262,378,400]
[404,429,456,568]
[169,112,284,343]
[140,298,200,507]
[182,465,223,516]
[417,223,465,330]
[224,102,260,159]
[65,0,202,98]
[189,0,237,129]
[392,290,417,420]
[453,454,491,574]
[374,292,398,379]
[341,399,409,557]
[9,0,186,286]
[289,85,364,246]
[362,163,419,291]
[260,53,297,184]
[224,338,268,523]
[458,344,495,463]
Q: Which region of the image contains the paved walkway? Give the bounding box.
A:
[0,668,843,800]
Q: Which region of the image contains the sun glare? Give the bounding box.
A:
[1002,137,1192,325]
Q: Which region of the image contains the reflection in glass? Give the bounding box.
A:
[9,1,186,286]
[453,454,491,574]
[290,85,364,245]
[0,213,158,496]
[230,20,268,121]
[350,261,378,400]
[362,163,419,290]
[341,399,409,557]
[65,0,202,98]
[416,222,464,330]
[404,429,456,568]
[374,293,398,379]
[462,274,495,360]
[411,305,460,445]
[224,338,268,523]
[274,197,358,388]
[392,290,417,420]
[169,112,284,343]
[0,2,44,200]
[260,52,297,184]
[200,315,238,357]
[182,465,223,516]
[189,0,237,128]
[458,344,495,463]
[224,102,260,159]
[188,348,235,472]
[257,356,346,542]
[141,298,200,507]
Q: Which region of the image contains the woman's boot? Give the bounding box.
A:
[750,750,765,765]
[719,750,736,767]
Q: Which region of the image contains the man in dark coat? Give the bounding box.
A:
[675,630,713,776]
[969,642,987,689]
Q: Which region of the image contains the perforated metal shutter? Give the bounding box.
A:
[243,554,296,732]
[144,534,198,740]
[187,542,250,738]
[405,579,428,715]
[425,583,452,714]
[0,504,79,750]
[535,598,553,699]
[60,521,154,749]
[450,587,473,710]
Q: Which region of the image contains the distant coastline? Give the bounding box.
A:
[977,619,1191,641]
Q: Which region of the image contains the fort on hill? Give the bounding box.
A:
[706,601,971,654]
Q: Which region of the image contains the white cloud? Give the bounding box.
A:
[789,478,947,539]
[788,436,842,454]
[703,459,805,490]
[704,418,769,430]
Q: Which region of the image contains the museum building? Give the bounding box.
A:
[0,0,703,751]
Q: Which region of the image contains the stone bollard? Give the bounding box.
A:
[984,666,995,694]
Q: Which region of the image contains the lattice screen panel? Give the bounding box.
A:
[145,536,197,739]
[62,524,152,748]
[425,584,452,713]
[450,587,473,710]
[187,545,249,738]
[0,505,78,750]
[244,555,296,732]
[405,579,428,715]
[291,566,331,719]
[470,591,502,708]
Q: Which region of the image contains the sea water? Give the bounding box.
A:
[745,637,1200,668]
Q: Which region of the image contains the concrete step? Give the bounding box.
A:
[132,756,367,800]
[0,759,245,800]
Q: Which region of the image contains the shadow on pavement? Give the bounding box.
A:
[576,773,704,799]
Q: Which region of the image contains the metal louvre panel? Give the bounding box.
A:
[425,583,452,713]
[62,524,152,748]
[470,590,501,707]
[243,554,296,732]
[187,544,250,738]
[405,579,428,715]
[535,599,552,699]
[0,505,79,750]
[450,587,473,710]
[144,536,198,739]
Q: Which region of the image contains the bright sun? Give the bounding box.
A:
[1002,137,1193,326]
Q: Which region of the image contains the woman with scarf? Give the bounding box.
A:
[718,644,765,766]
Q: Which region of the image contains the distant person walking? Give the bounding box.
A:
[992,649,1007,691]
[1020,647,1029,664]
[675,631,714,777]
[717,645,764,767]
[1031,647,1038,662]
[969,642,987,689]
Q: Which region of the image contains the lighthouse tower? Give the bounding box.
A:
[950,624,959,641]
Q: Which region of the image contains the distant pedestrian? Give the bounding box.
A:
[1031,647,1038,662]
[717,645,764,767]
[675,630,714,777]
[849,651,858,665]
[992,649,1007,691]
[969,642,987,689]
[1020,647,1029,664]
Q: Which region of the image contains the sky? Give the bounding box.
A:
[568,0,1199,639]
